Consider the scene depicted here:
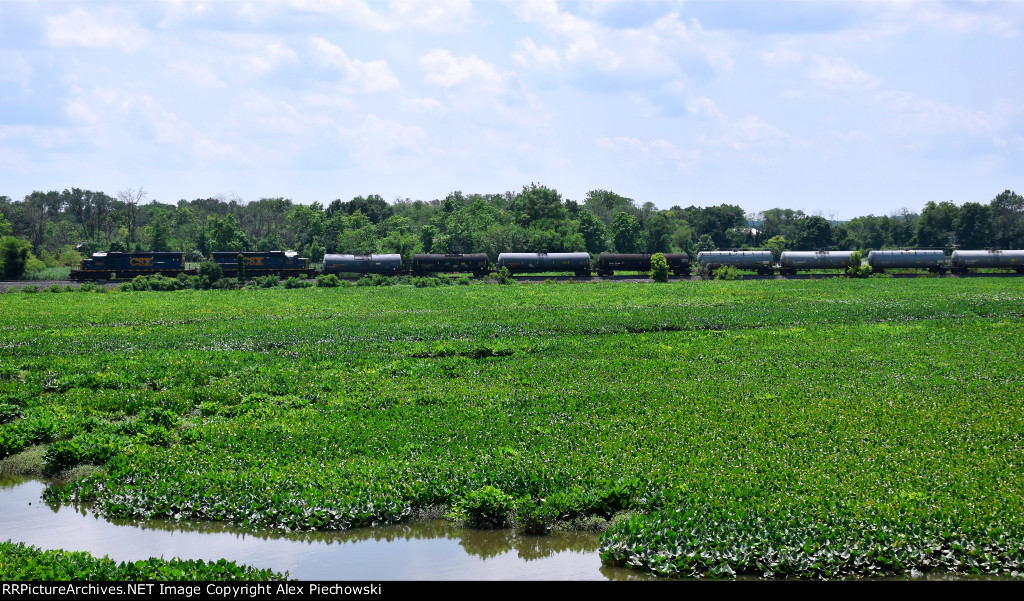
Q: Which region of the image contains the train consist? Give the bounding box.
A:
[696,249,1024,275]
[211,251,316,278]
[68,248,1024,281]
[70,252,197,280]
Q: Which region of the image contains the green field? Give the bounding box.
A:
[1,278,1023,578]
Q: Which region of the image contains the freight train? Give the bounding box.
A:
[696,249,1024,275]
[68,248,1024,281]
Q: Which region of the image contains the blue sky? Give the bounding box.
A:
[1,0,1021,219]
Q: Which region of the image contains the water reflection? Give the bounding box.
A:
[0,477,651,580]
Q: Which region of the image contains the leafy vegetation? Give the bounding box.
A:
[1,279,1023,578]
[0,541,287,580]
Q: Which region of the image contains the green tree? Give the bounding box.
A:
[795,216,832,250]
[764,235,787,261]
[419,224,437,254]
[644,213,672,254]
[955,202,992,249]
[576,209,608,254]
[0,236,32,279]
[209,215,248,252]
[989,190,1024,249]
[917,201,959,248]
[695,233,717,253]
[612,212,643,253]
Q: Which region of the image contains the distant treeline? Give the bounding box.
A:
[1,185,1022,273]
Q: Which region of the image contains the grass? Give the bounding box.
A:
[1,277,1023,578]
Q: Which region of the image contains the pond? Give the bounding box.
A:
[0,477,652,580]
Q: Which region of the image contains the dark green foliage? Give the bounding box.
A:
[210,278,241,290]
[0,541,288,581]
[236,253,245,282]
[497,266,514,284]
[253,275,279,288]
[42,432,125,475]
[316,274,340,288]
[131,274,189,292]
[197,261,222,286]
[0,236,32,279]
[452,486,518,529]
[284,277,314,289]
[601,505,1024,579]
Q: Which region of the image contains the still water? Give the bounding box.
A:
[0,477,651,580]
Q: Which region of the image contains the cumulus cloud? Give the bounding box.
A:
[686,96,724,120]
[594,135,695,169]
[46,7,149,52]
[809,56,880,91]
[288,0,472,32]
[760,46,802,67]
[310,37,400,92]
[402,97,446,113]
[508,1,733,92]
[512,38,560,68]
[419,49,506,92]
[339,114,427,161]
[250,42,300,73]
[875,90,1003,137]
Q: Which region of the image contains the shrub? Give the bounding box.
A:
[713,265,743,281]
[253,275,279,288]
[457,276,470,286]
[20,285,38,294]
[693,262,712,281]
[284,277,314,289]
[46,284,63,293]
[497,266,514,285]
[211,278,241,290]
[197,261,222,286]
[650,253,669,283]
[413,277,440,288]
[846,251,872,279]
[316,274,340,288]
[451,486,517,529]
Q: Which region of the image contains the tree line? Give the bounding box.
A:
[1,184,1022,278]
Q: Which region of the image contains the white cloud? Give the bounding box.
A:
[419,49,506,92]
[594,135,695,169]
[809,56,880,91]
[686,96,724,120]
[402,97,446,113]
[0,52,32,86]
[339,114,427,161]
[508,1,733,89]
[46,7,149,52]
[696,116,803,163]
[310,37,400,92]
[761,46,802,67]
[250,42,300,73]
[288,0,472,32]
[875,90,1004,137]
[512,38,560,68]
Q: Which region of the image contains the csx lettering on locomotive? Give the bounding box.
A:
[129,257,154,267]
